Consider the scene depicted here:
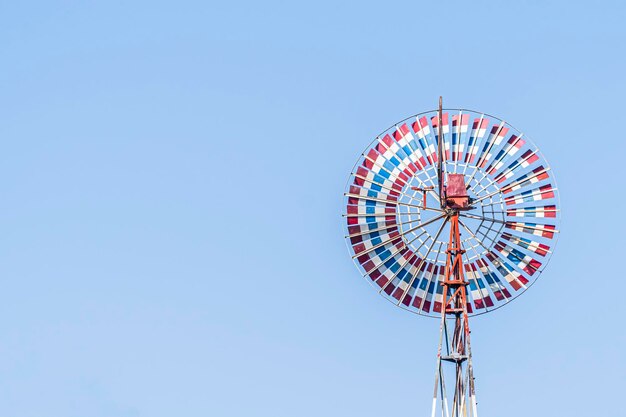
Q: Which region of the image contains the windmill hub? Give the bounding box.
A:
[443,173,472,211]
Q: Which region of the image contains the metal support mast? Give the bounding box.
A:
[431,213,478,417]
[431,97,478,417]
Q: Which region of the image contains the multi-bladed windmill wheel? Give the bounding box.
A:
[344,105,559,316]
[342,98,560,417]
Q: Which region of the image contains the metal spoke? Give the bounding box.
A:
[346,213,445,239]
[459,218,529,289]
[409,223,448,310]
[400,213,448,238]
[399,204,444,213]
[459,212,507,225]
[345,192,445,213]
[347,213,446,257]
[471,188,502,205]
[457,219,513,302]
[418,166,443,203]
[347,218,435,245]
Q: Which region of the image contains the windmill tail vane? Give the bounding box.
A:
[343,97,560,416]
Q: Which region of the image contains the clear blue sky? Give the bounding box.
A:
[0,1,623,416]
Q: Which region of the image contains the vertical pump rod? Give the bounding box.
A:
[438,96,445,208]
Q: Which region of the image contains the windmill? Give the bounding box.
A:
[343,98,560,416]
